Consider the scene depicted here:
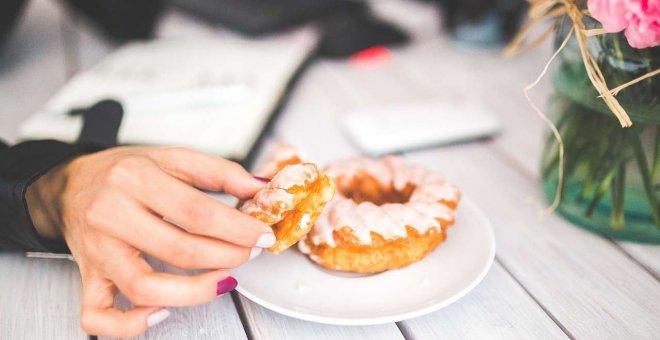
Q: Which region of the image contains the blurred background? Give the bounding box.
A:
[0,0,542,168]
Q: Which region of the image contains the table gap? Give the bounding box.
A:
[231,291,256,340]
[494,256,576,340]
[394,322,413,340]
[605,239,660,281]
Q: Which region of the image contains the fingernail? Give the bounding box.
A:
[216,276,238,296]
[147,309,170,327]
[249,247,263,260]
[253,176,270,183]
[255,233,276,248]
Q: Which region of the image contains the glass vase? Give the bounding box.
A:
[540,17,660,243]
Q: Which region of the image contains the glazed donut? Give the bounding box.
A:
[299,156,460,273]
[240,145,335,254]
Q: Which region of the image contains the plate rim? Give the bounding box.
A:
[236,196,496,326]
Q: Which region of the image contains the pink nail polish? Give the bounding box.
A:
[253,176,270,183]
[216,276,238,296]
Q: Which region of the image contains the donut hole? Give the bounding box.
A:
[339,172,415,206]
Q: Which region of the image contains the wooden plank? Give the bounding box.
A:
[398,262,567,340]
[100,258,247,340]
[617,242,660,279]
[0,254,85,339]
[369,0,441,41]
[236,295,404,340]
[0,0,69,143]
[391,37,552,179]
[405,144,660,339]
[266,62,363,164]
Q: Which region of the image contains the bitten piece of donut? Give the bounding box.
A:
[240,145,335,254]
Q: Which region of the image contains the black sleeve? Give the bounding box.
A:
[0,140,103,253]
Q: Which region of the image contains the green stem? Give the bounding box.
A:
[580,170,594,201]
[632,133,660,227]
[609,34,629,91]
[580,139,608,201]
[585,162,619,217]
[610,163,626,230]
[585,150,626,216]
[612,34,625,62]
[652,126,660,183]
[640,48,653,74]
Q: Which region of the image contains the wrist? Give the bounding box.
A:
[26,158,74,240]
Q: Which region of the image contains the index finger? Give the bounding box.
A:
[134,162,275,248]
[149,147,265,199]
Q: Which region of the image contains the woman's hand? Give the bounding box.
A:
[26,146,274,338]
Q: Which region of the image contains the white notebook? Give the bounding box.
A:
[18,29,318,160]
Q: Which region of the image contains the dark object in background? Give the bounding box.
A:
[318,6,409,58]
[171,0,409,58]
[1,0,165,50]
[0,0,27,50]
[172,0,362,36]
[430,0,527,45]
[64,0,165,41]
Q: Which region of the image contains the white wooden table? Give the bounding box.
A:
[1,1,658,339]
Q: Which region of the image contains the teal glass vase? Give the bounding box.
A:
[541,17,660,243]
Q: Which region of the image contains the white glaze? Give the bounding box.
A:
[410,182,460,203]
[240,189,294,221]
[240,163,318,223]
[302,156,458,249]
[297,237,311,253]
[271,163,318,190]
[298,213,311,230]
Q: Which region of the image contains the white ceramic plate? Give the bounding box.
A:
[231,197,496,325]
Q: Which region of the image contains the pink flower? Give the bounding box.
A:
[588,0,660,48]
[625,16,660,48]
[588,0,630,31]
